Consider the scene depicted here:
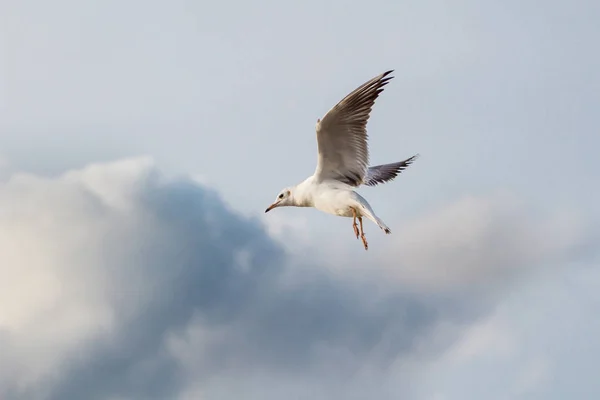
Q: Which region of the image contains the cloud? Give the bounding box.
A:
[0,158,595,400]
[513,356,552,395]
[0,155,10,180]
[379,192,588,292]
[442,312,517,365]
[0,157,271,398]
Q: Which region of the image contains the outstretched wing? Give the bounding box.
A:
[313,70,394,186]
[363,154,419,187]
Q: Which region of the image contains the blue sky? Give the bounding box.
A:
[1,1,599,399]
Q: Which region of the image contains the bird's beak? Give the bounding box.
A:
[265,201,279,213]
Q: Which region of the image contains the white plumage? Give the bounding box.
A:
[265,70,419,250]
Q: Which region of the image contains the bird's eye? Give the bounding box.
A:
[278,193,284,199]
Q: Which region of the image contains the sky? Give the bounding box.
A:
[1,0,599,399]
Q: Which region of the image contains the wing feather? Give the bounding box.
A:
[313,70,394,186]
[363,154,419,187]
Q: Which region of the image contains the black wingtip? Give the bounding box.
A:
[407,153,420,162]
[379,70,395,86]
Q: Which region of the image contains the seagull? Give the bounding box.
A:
[265,70,419,250]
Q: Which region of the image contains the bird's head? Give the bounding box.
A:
[265,187,293,213]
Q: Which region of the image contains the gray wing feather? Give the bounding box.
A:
[363,154,419,187]
[314,70,394,186]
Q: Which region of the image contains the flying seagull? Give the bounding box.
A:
[265,70,419,250]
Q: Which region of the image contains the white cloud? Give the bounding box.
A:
[513,356,552,395]
[0,158,429,399]
[0,158,597,400]
[377,192,588,292]
[442,313,516,365]
[0,155,10,181]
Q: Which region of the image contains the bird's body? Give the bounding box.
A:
[291,176,391,231]
[265,70,418,250]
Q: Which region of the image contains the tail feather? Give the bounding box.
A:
[375,217,391,234]
[365,212,391,234]
[353,192,392,234]
[363,154,419,187]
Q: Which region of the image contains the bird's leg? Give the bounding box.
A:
[351,208,359,239]
[359,217,368,250]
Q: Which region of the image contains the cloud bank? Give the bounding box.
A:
[0,158,595,400]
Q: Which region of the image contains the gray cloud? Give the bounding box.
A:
[0,158,595,400]
[0,159,441,400]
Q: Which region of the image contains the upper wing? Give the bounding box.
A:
[313,70,394,186]
[363,154,420,187]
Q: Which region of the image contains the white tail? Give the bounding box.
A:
[352,192,392,234]
[374,216,392,234]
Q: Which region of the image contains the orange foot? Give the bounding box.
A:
[361,234,368,250]
[353,223,359,239]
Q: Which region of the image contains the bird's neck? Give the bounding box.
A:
[291,178,315,207]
